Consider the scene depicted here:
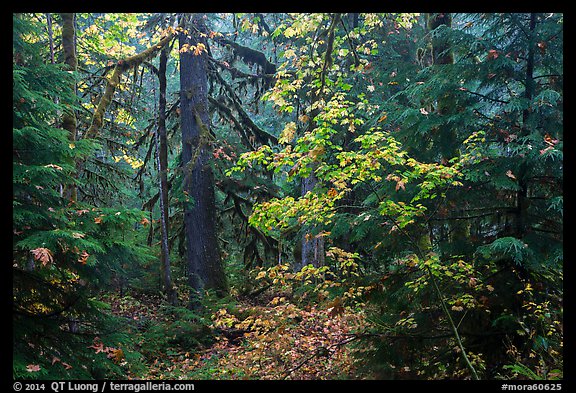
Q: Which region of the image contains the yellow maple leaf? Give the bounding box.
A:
[193,43,206,56]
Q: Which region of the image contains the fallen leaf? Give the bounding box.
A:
[109,348,124,363]
[26,364,41,372]
[506,170,516,180]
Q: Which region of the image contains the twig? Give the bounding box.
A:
[282,335,359,380]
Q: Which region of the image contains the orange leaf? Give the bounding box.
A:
[94,216,104,224]
[78,251,89,265]
[31,247,53,266]
[505,170,516,180]
[26,364,41,372]
[544,133,558,146]
[109,348,125,363]
[88,339,105,354]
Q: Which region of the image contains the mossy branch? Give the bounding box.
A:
[211,69,278,145]
[84,32,174,140]
[208,96,255,151]
[214,37,276,76]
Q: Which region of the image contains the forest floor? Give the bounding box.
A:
[101,289,368,380]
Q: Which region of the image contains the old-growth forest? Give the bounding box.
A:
[13,13,563,381]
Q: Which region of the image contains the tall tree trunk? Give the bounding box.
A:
[179,13,227,308]
[60,13,78,203]
[297,14,341,271]
[300,168,325,269]
[425,13,471,255]
[427,13,453,66]
[46,14,55,65]
[426,12,457,160]
[156,46,177,306]
[298,104,323,271]
[516,13,538,238]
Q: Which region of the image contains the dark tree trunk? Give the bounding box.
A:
[60,13,78,202]
[425,13,470,256]
[426,13,453,66]
[179,13,227,308]
[516,13,538,238]
[295,14,341,271]
[156,46,177,306]
[299,169,325,270]
[426,12,457,160]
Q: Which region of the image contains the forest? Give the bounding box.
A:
[13,13,563,381]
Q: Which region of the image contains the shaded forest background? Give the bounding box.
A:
[13,12,563,380]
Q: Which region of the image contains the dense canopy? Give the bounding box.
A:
[13,12,562,381]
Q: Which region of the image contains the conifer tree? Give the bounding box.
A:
[179,13,227,306]
[13,13,151,379]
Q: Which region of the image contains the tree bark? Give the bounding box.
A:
[296,14,341,271]
[300,169,325,270]
[155,46,177,306]
[425,13,471,254]
[60,13,78,202]
[516,13,538,238]
[179,13,227,308]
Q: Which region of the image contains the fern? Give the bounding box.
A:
[503,363,543,380]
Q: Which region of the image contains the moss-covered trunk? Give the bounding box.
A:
[179,13,227,308]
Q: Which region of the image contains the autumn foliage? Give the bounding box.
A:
[14,12,562,381]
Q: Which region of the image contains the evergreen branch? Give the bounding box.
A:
[208,55,274,80]
[208,96,256,150]
[212,36,276,76]
[379,208,480,380]
[465,89,510,104]
[211,69,278,145]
